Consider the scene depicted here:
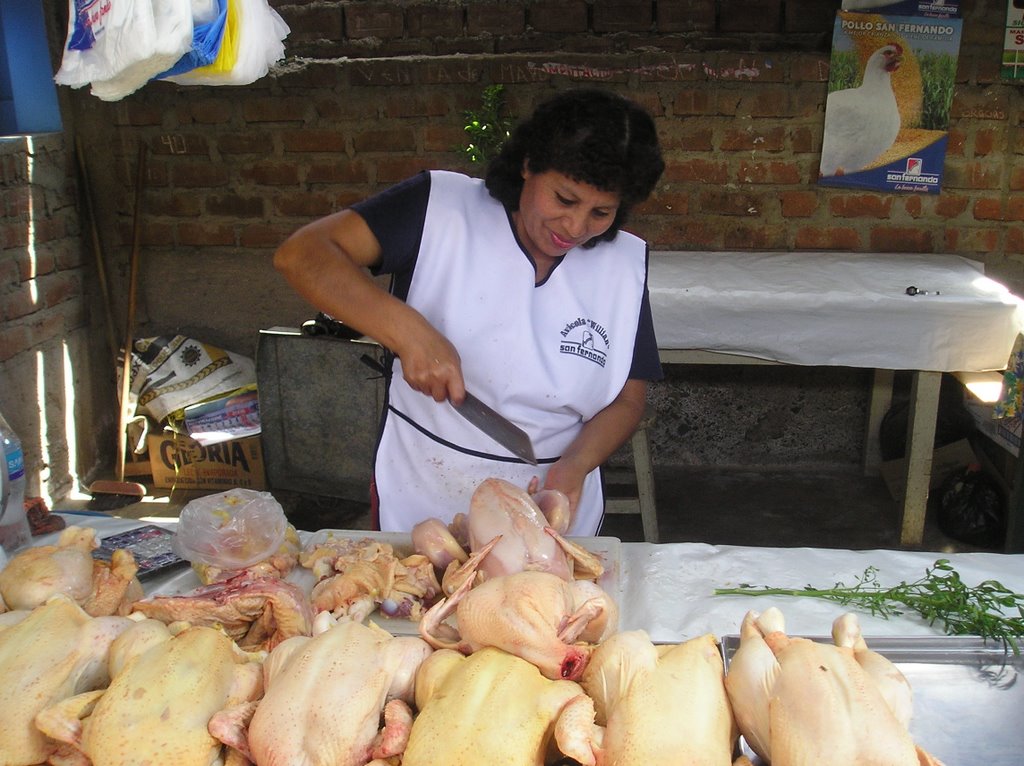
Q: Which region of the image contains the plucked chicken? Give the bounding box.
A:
[130,570,313,651]
[0,595,134,765]
[724,607,946,765]
[402,646,599,766]
[819,43,904,177]
[38,619,264,766]
[412,478,603,594]
[299,535,441,621]
[240,614,432,766]
[0,525,142,615]
[581,630,737,765]
[419,537,617,681]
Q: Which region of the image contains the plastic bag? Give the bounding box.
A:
[127,335,256,424]
[158,0,229,79]
[937,465,1006,548]
[165,0,288,86]
[55,0,193,101]
[173,488,287,569]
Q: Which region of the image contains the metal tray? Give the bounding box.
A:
[720,634,1023,764]
[292,529,622,636]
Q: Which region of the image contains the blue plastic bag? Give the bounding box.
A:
[158,0,228,78]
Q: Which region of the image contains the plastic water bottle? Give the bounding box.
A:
[0,442,7,569]
[0,411,31,554]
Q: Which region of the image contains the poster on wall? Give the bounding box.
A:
[840,0,958,18]
[1004,0,1024,80]
[818,11,963,193]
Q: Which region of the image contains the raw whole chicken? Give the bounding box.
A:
[419,538,617,681]
[0,525,142,615]
[130,570,313,651]
[581,630,737,765]
[412,478,603,593]
[237,614,432,766]
[831,611,913,729]
[402,646,599,766]
[38,620,264,766]
[819,43,904,177]
[0,594,134,766]
[724,607,946,765]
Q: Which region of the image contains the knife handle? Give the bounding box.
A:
[359,353,388,377]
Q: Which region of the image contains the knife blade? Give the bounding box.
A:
[359,353,538,465]
[452,392,538,465]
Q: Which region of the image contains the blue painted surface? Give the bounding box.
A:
[0,0,63,135]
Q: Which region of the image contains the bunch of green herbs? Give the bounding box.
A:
[714,559,1024,653]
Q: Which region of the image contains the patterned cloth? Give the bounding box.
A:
[995,348,1024,420]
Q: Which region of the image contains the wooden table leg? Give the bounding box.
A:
[863,368,895,476]
[899,370,942,547]
[1006,445,1024,553]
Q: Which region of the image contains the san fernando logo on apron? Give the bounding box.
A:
[559,317,609,367]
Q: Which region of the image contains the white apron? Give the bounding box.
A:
[375,171,647,535]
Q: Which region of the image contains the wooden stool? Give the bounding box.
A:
[603,410,659,542]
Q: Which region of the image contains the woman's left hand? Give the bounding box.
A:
[529,460,587,522]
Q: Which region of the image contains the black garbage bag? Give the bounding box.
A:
[937,465,1006,548]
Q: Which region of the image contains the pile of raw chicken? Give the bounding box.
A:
[0,478,947,766]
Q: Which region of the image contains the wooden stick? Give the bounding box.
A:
[116,144,147,483]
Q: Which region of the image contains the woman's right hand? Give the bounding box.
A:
[395,329,466,404]
[275,209,468,405]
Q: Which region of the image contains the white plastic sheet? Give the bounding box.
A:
[649,252,1024,372]
[615,541,1024,642]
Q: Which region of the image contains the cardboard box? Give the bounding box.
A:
[879,438,976,501]
[147,433,265,491]
[122,447,153,480]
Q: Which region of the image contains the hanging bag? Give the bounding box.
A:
[158,0,229,79]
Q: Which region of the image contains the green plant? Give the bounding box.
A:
[463,85,513,165]
[828,50,861,93]
[714,559,1024,653]
[918,52,957,130]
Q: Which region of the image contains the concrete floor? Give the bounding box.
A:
[83,465,991,554]
[600,466,988,553]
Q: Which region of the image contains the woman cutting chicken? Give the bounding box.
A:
[274,88,665,536]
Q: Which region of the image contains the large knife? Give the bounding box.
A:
[452,391,538,465]
[359,353,537,465]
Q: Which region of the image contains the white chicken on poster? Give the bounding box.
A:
[820,43,904,177]
[818,11,962,193]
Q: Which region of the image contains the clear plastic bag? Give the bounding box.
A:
[173,488,287,568]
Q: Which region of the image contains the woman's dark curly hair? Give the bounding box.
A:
[485,88,664,246]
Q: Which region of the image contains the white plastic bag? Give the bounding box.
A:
[173,488,287,569]
[90,0,193,101]
[166,0,288,86]
[55,0,193,100]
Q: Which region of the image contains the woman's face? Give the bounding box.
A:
[513,168,621,264]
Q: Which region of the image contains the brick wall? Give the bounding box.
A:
[0,135,110,502]
[64,0,1022,323]
[8,0,1022,489]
